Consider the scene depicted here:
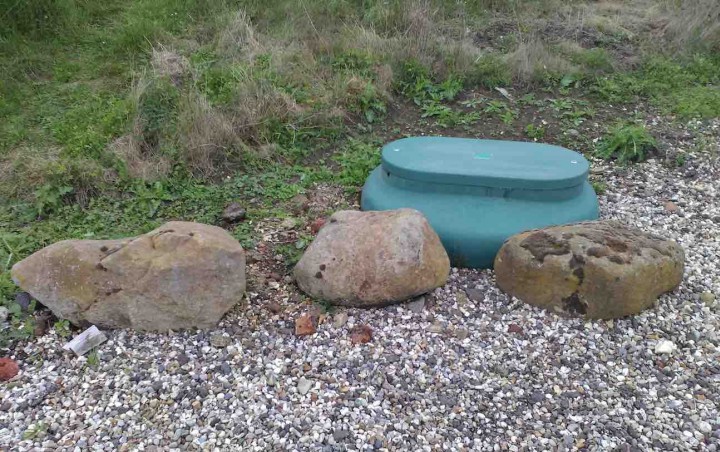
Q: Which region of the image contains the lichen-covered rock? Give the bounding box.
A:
[494,221,684,319]
[11,222,246,331]
[294,209,450,307]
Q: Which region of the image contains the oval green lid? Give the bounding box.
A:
[381,137,589,190]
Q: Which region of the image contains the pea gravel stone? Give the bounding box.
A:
[1,120,719,451]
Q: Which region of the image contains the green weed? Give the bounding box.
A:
[397,60,482,127]
[355,81,387,123]
[0,295,37,346]
[54,319,72,338]
[483,100,508,114]
[548,98,594,126]
[332,50,376,78]
[195,65,242,105]
[674,153,688,167]
[1,231,43,344]
[33,184,74,217]
[482,99,518,125]
[460,97,484,108]
[421,103,453,119]
[668,86,720,119]
[499,109,517,125]
[549,98,574,111]
[86,350,100,368]
[525,124,546,140]
[596,124,656,164]
[315,299,335,314]
[276,234,311,268]
[398,60,463,104]
[334,140,381,188]
[591,180,608,195]
[559,74,583,91]
[128,181,175,218]
[21,422,48,440]
[43,158,106,206]
[563,108,594,127]
[518,93,545,107]
[421,102,481,127]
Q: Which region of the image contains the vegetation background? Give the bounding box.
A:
[1,0,718,340]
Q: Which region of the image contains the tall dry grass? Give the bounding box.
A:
[505,35,576,82]
[662,0,720,52]
[112,0,719,182]
[175,92,240,177]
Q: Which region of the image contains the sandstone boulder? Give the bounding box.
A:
[11,222,246,330]
[294,209,449,306]
[494,221,684,319]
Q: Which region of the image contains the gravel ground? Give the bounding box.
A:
[2,121,719,451]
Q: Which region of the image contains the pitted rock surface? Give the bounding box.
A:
[11,221,246,330]
[494,221,685,319]
[294,209,450,306]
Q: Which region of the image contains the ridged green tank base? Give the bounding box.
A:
[360,137,600,268]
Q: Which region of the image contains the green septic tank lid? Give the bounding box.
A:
[381,137,589,190]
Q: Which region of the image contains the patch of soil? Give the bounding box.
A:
[238,184,352,319]
[474,16,640,68]
[474,20,518,51]
[374,88,623,158]
[307,183,354,215]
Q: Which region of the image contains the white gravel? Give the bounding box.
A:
[1,121,719,451]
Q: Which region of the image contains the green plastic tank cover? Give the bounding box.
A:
[361,137,599,268]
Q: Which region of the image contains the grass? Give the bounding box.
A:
[3,1,718,202]
[590,180,607,196]
[592,55,720,119]
[661,0,720,54]
[1,0,719,343]
[334,140,382,188]
[505,36,576,83]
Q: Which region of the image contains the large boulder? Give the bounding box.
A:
[494,221,684,319]
[11,222,246,330]
[294,209,450,307]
